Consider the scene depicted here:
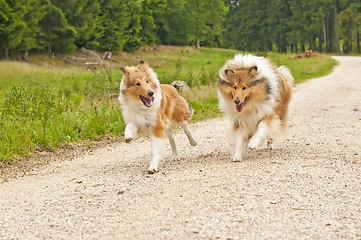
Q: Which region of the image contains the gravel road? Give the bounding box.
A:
[1,56,360,239]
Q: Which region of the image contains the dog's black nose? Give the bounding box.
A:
[148,91,154,97]
[234,98,240,104]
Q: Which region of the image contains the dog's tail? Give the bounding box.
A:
[277,66,295,87]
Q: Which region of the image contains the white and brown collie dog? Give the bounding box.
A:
[119,61,197,173]
[217,54,293,162]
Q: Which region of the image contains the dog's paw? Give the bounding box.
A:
[190,140,197,146]
[125,137,133,143]
[231,157,242,162]
[231,153,242,162]
[267,143,274,150]
[248,138,260,150]
[147,168,158,174]
[172,154,180,161]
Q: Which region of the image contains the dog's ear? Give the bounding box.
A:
[249,66,258,75]
[225,69,235,77]
[120,66,130,74]
[224,69,238,81]
[137,60,149,72]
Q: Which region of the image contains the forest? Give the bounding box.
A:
[1,0,361,58]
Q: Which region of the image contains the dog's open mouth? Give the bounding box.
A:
[236,98,247,112]
[140,95,154,107]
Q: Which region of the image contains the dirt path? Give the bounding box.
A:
[1,56,360,239]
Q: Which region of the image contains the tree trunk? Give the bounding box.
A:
[323,22,327,47]
[357,29,360,53]
[309,35,314,51]
[326,18,331,52]
[24,50,29,61]
[333,0,339,53]
[48,45,52,55]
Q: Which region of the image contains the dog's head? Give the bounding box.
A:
[218,66,258,112]
[120,61,159,108]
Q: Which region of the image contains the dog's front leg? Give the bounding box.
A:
[148,134,165,174]
[231,128,244,162]
[124,122,138,143]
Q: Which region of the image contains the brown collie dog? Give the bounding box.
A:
[119,61,197,173]
[217,54,293,162]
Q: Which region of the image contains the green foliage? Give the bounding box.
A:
[0,0,26,54]
[2,0,361,56]
[123,0,143,52]
[18,0,50,52]
[63,0,104,50]
[39,4,77,54]
[338,1,361,53]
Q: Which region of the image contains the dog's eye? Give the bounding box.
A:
[146,80,149,83]
[233,86,237,90]
[136,83,140,86]
[243,87,247,90]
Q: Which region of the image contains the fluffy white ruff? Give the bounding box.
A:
[118,66,162,136]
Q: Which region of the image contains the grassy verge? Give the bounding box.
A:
[267,52,337,83]
[0,47,337,164]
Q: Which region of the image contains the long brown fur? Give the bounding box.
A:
[217,54,294,161]
[152,84,192,138]
[119,61,197,173]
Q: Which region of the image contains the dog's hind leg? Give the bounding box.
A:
[165,127,179,161]
[148,134,166,174]
[180,121,197,146]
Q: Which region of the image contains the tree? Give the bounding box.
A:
[268,0,292,53]
[39,4,77,54]
[140,0,166,46]
[339,0,361,53]
[185,0,227,47]
[123,0,143,52]
[62,0,104,50]
[18,0,50,60]
[155,0,193,45]
[0,0,25,58]
[98,0,130,52]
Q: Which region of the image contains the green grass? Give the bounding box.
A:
[267,52,337,83]
[0,47,337,164]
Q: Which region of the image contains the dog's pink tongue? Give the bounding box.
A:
[236,102,244,112]
[145,97,154,106]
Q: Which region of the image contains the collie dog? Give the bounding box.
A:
[217,54,293,162]
[119,61,197,173]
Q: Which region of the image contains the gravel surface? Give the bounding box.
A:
[1,56,360,239]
